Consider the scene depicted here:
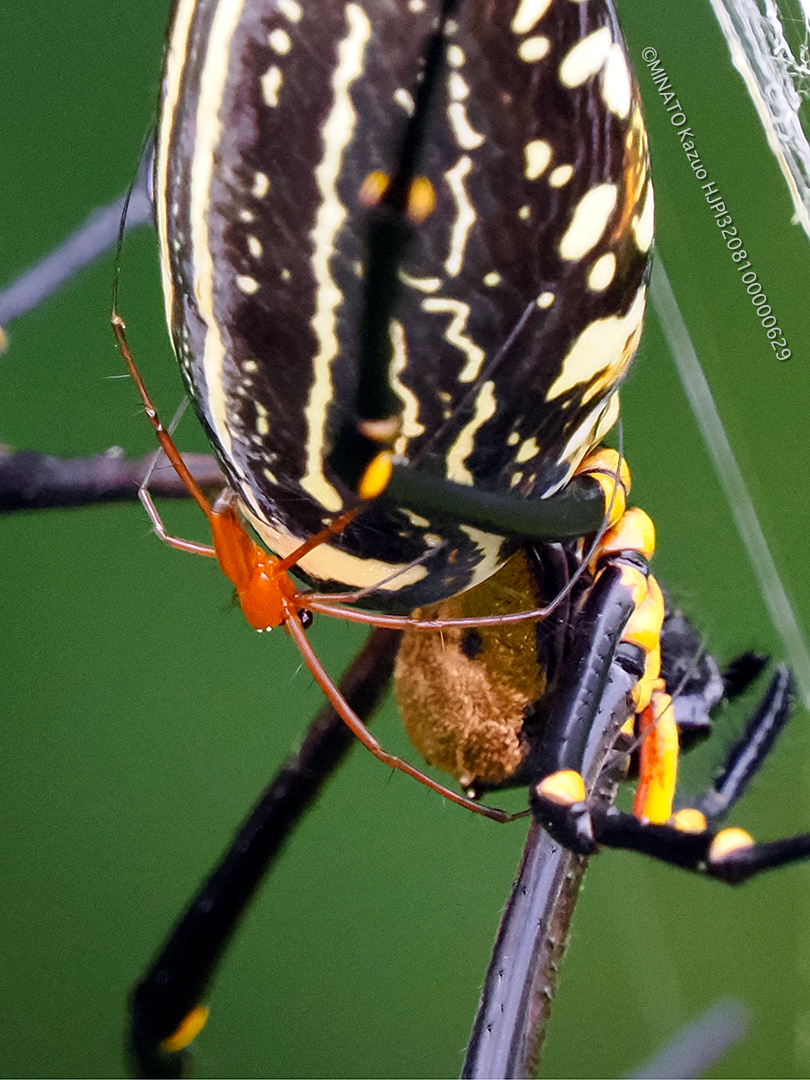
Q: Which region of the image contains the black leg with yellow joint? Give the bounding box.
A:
[532,622,799,882]
[127,629,401,1079]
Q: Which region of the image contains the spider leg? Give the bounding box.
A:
[533,666,805,884]
[128,628,401,1078]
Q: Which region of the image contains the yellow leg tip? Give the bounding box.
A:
[358,452,394,500]
[709,827,755,863]
[536,769,586,807]
[160,1004,210,1054]
[671,807,708,834]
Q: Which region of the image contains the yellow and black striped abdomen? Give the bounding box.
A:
[157,0,653,609]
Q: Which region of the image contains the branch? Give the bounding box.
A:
[0,448,223,512]
[128,626,402,1079]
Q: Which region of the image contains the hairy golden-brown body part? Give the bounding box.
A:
[395,551,547,789]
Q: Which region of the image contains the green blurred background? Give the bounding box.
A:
[3,1,810,1076]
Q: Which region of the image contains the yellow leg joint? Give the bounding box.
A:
[577,447,631,492]
[622,573,665,713]
[622,573,664,656]
[633,655,663,715]
[594,507,656,565]
[615,562,650,618]
[619,715,635,739]
[576,448,631,527]
[709,827,755,863]
[357,451,394,500]
[671,807,708,834]
[537,769,586,806]
[160,1004,210,1054]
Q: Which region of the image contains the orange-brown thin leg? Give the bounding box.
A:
[284,608,519,823]
[114,311,526,820]
[113,312,212,519]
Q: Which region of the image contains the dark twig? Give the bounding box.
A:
[0,449,223,512]
[128,626,402,1079]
